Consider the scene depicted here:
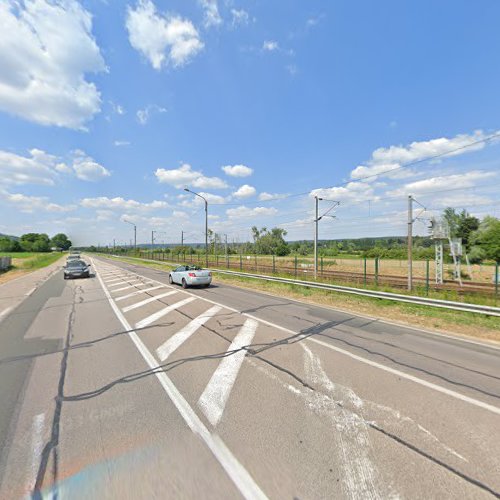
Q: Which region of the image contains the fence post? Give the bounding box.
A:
[364,258,367,287]
[496,262,499,300]
[254,254,257,272]
[273,255,276,274]
[426,259,430,296]
[240,254,242,271]
[375,258,379,286]
[320,256,323,276]
[216,254,219,266]
[294,256,298,277]
[226,253,229,268]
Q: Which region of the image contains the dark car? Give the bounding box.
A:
[64,259,91,279]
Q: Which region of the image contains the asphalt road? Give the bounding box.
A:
[0,254,499,499]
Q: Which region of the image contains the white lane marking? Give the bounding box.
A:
[0,306,13,322]
[198,318,258,427]
[104,277,128,283]
[30,413,45,488]
[112,283,153,293]
[25,287,36,296]
[115,285,167,302]
[157,305,222,361]
[135,297,196,329]
[91,259,268,500]
[122,291,178,312]
[108,280,142,288]
[97,257,500,416]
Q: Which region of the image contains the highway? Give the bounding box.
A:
[0,255,499,499]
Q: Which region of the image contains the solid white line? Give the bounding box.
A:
[91,259,267,500]
[198,318,258,427]
[112,282,153,293]
[0,306,13,322]
[97,257,500,415]
[135,297,196,329]
[30,413,45,488]
[122,291,178,312]
[115,285,167,302]
[157,305,222,361]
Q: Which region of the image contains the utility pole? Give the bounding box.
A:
[314,196,320,279]
[184,188,208,268]
[151,230,155,250]
[123,220,137,251]
[113,239,115,250]
[408,195,413,291]
[224,234,228,258]
[181,230,184,247]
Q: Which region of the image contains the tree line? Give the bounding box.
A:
[0,233,72,252]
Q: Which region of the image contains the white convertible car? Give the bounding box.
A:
[169,265,212,288]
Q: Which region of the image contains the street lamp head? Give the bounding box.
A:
[184,187,190,192]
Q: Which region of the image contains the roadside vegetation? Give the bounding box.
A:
[95,253,500,343]
[0,232,72,252]
[0,252,63,285]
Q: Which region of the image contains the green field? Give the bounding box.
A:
[0,252,63,271]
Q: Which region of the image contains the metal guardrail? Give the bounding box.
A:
[101,254,500,317]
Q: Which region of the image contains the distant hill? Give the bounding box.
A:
[0,233,19,241]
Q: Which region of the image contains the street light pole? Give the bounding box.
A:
[184,188,208,268]
[314,196,320,279]
[123,219,137,252]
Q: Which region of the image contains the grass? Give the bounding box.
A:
[16,253,63,270]
[0,251,46,259]
[96,253,500,343]
[0,252,63,285]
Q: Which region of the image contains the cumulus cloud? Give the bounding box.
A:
[387,171,497,197]
[199,0,222,28]
[226,206,278,219]
[231,9,250,27]
[178,191,227,207]
[0,191,76,213]
[233,184,256,199]
[310,182,377,204]
[0,0,106,128]
[221,164,253,177]
[258,192,288,201]
[0,148,110,185]
[81,196,169,211]
[351,130,499,181]
[126,0,204,69]
[155,163,228,189]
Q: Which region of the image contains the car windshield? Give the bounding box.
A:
[67,260,85,267]
[186,266,202,271]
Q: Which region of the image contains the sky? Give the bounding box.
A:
[0,0,499,247]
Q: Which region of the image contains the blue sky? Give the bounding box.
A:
[0,0,499,246]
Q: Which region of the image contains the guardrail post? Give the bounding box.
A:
[426,259,430,296]
[375,258,379,286]
[294,256,298,277]
[272,255,276,274]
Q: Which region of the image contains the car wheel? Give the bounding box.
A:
[169,275,174,284]
[182,278,188,289]
[63,275,67,280]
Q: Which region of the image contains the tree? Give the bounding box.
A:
[470,216,500,263]
[442,208,479,249]
[51,233,72,250]
[20,233,50,252]
[0,237,21,252]
[251,227,289,255]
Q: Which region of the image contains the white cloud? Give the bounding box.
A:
[258,192,288,201]
[263,40,279,52]
[80,196,169,211]
[72,150,111,181]
[351,130,499,181]
[0,0,106,128]
[113,140,130,147]
[0,148,109,185]
[126,0,204,69]
[178,191,227,207]
[221,164,253,177]
[310,182,377,204]
[226,206,278,219]
[387,171,497,197]
[136,104,167,125]
[199,0,222,28]
[155,163,228,189]
[0,191,76,213]
[231,9,250,27]
[286,64,298,76]
[233,184,256,199]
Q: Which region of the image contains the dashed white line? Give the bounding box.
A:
[108,280,142,288]
[122,291,178,312]
[198,318,258,427]
[115,285,167,302]
[104,277,128,283]
[157,305,222,361]
[135,297,196,329]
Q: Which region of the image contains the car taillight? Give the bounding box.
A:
[188,273,196,277]
[208,272,212,277]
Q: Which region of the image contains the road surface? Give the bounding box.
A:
[0,255,499,499]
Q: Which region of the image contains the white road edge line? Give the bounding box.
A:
[25,287,36,297]
[115,285,166,302]
[91,258,268,500]
[30,413,45,489]
[0,306,13,322]
[122,291,178,312]
[95,256,500,417]
[135,297,196,329]
[157,305,222,361]
[198,318,258,427]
